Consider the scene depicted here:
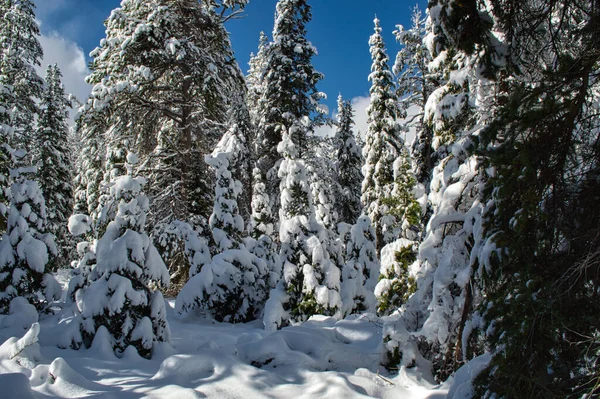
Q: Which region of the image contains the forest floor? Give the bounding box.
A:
[0,272,484,398]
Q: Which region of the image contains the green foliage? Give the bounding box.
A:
[377,245,417,315]
[473,1,600,395]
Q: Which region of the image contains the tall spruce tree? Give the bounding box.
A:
[0,79,14,231]
[34,64,73,267]
[0,0,43,152]
[362,17,419,255]
[394,6,440,191]
[335,95,363,225]
[0,155,60,313]
[246,31,269,128]
[175,129,269,323]
[252,0,325,242]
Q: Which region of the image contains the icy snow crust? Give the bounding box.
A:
[0,293,474,398]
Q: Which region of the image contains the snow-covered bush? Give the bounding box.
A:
[341,216,379,317]
[176,249,269,322]
[71,156,170,358]
[66,214,95,304]
[375,238,418,316]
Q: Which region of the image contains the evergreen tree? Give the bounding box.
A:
[79,0,247,265]
[72,154,170,358]
[335,95,363,225]
[34,64,73,267]
[473,1,600,397]
[340,215,379,317]
[65,214,94,304]
[0,155,60,313]
[175,130,269,323]
[394,6,440,189]
[0,0,44,151]
[207,130,245,253]
[252,0,325,241]
[263,123,341,330]
[307,135,342,266]
[362,17,420,255]
[247,32,269,128]
[72,108,106,221]
[380,1,500,379]
[0,78,14,231]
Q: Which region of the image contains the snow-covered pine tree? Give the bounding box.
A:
[80,0,248,267]
[374,144,422,316]
[340,215,379,317]
[247,165,280,291]
[73,153,170,358]
[0,153,60,313]
[207,131,245,253]
[252,0,325,242]
[373,9,443,314]
[34,64,73,267]
[263,122,341,330]
[0,0,44,153]
[362,17,420,255]
[380,0,501,380]
[394,6,440,190]
[306,134,342,267]
[175,129,269,323]
[246,31,269,128]
[246,32,273,240]
[335,95,363,226]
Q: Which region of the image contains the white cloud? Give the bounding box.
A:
[314,96,420,149]
[350,96,370,141]
[37,32,91,121]
[313,95,371,139]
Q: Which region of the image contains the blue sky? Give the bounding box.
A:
[33,0,427,126]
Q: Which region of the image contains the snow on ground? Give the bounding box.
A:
[0,273,473,398]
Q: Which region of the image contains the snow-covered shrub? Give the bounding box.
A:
[341,215,379,317]
[176,249,269,322]
[0,322,42,369]
[375,238,418,316]
[71,157,170,358]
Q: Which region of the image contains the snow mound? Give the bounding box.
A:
[36,357,109,398]
[152,354,216,385]
[0,322,41,368]
[237,317,381,373]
